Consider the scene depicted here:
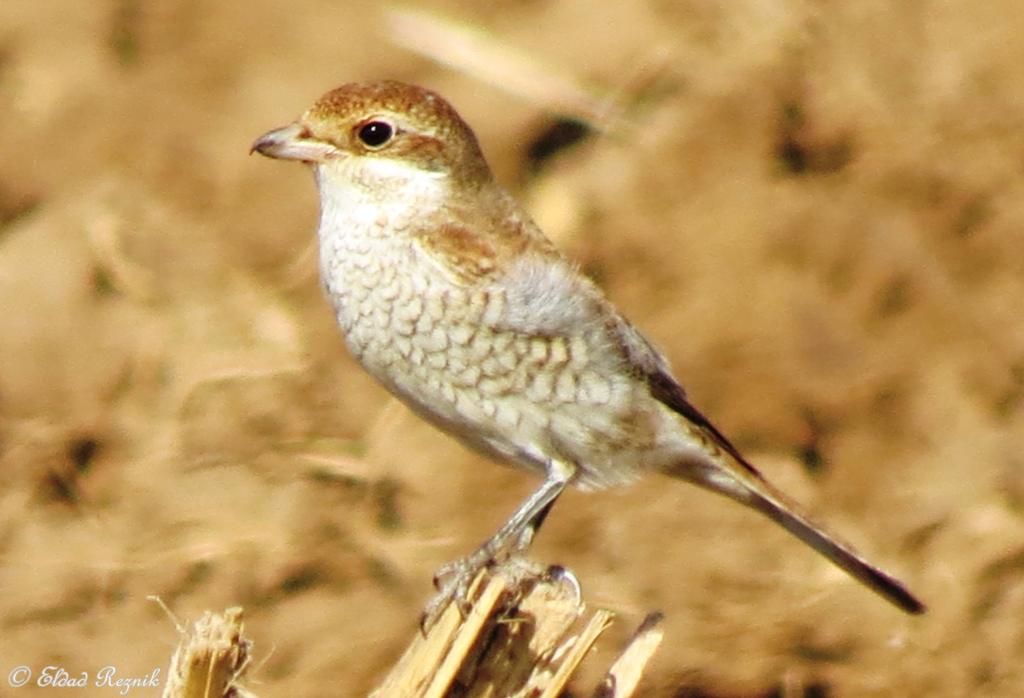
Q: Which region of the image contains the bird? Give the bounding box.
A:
[251,80,925,625]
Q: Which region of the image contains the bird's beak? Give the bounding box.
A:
[250,122,338,163]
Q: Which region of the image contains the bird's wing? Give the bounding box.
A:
[410,220,505,285]
[608,310,765,478]
[410,191,760,478]
[409,188,557,287]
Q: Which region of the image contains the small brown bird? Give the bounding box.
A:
[252,80,924,622]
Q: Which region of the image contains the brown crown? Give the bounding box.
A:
[302,80,491,184]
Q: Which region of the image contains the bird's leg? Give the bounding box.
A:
[514,496,558,550]
[422,460,575,632]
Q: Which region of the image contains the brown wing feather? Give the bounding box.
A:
[413,222,501,284]
[610,314,764,478]
[411,187,557,286]
[645,366,763,477]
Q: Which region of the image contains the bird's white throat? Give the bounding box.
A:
[315,156,451,235]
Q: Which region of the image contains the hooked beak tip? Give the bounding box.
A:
[250,122,336,163]
[251,124,297,158]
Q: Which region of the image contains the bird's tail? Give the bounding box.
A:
[668,455,926,615]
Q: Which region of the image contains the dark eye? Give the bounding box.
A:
[357,120,394,148]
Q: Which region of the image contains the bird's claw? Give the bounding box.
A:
[545,564,582,606]
[420,550,495,634]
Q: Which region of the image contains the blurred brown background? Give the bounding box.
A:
[1,1,1023,696]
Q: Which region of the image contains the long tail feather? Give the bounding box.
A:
[744,485,925,614]
[669,455,925,615]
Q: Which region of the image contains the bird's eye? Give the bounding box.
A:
[356,120,394,148]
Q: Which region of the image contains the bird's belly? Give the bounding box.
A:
[341,295,546,467]
[334,284,668,489]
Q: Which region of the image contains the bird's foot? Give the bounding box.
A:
[419,555,585,635]
[420,546,497,634]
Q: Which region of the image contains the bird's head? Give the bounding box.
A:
[252,81,492,198]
